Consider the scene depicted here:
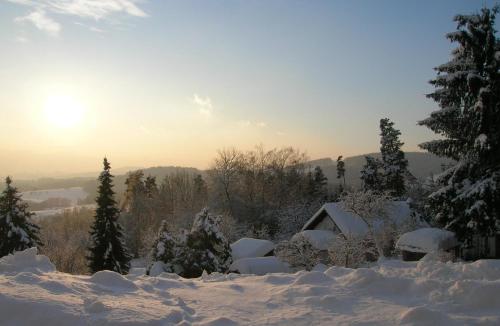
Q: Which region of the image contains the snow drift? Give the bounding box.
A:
[1,248,500,325]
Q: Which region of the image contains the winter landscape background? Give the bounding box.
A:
[1,0,500,325]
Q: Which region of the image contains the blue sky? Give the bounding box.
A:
[0,0,498,177]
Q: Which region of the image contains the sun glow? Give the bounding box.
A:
[44,95,84,129]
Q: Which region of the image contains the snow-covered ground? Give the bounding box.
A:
[21,187,88,204]
[20,187,93,218]
[1,249,500,325]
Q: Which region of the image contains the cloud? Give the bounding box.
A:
[15,36,29,43]
[192,94,213,117]
[238,120,268,129]
[15,10,61,36]
[6,0,148,35]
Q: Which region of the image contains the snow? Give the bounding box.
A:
[396,228,458,253]
[292,230,337,250]
[21,187,88,204]
[303,202,369,236]
[302,201,425,238]
[230,238,275,260]
[1,248,500,325]
[228,256,291,275]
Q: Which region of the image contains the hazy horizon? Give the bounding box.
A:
[1,0,497,179]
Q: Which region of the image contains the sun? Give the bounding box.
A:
[44,95,84,129]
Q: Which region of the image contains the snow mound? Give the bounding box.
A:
[293,271,332,285]
[396,228,458,253]
[0,248,55,274]
[230,238,275,260]
[90,270,138,292]
[1,248,500,325]
[399,306,452,325]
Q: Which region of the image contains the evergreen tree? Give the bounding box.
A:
[147,220,184,275]
[336,155,346,187]
[88,158,131,274]
[193,174,208,209]
[360,156,383,192]
[0,177,41,257]
[379,118,408,197]
[313,166,328,199]
[182,208,232,277]
[418,7,500,246]
[149,208,232,278]
[144,175,158,199]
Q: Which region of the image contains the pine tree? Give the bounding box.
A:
[313,166,328,200]
[88,158,131,274]
[360,156,383,192]
[336,155,346,187]
[379,118,408,197]
[0,177,41,257]
[418,7,500,246]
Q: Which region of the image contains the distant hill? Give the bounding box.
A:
[310,152,454,188]
[12,152,452,199]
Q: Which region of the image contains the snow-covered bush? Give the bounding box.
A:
[147,209,232,278]
[328,234,376,268]
[275,234,320,271]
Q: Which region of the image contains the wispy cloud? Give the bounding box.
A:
[15,10,61,36]
[192,94,213,117]
[238,120,268,129]
[6,0,148,35]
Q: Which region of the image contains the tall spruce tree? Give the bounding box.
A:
[379,118,408,197]
[88,158,131,274]
[0,177,41,257]
[360,156,383,192]
[418,7,500,246]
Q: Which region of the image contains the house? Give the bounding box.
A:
[395,228,459,261]
[301,201,424,241]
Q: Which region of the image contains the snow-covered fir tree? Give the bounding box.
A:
[419,7,500,247]
[0,177,41,257]
[149,208,232,278]
[87,158,131,274]
[181,208,232,277]
[147,220,184,275]
[379,118,409,197]
[360,156,383,192]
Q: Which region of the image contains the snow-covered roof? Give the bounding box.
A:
[292,230,338,250]
[228,256,290,275]
[302,203,368,236]
[230,238,275,260]
[302,201,425,237]
[396,228,458,253]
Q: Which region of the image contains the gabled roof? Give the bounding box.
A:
[302,202,368,236]
[302,201,423,237]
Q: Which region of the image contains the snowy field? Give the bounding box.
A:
[1,249,500,325]
[20,187,92,218]
[21,187,88,204]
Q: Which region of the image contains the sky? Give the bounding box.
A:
[0,0,498,178]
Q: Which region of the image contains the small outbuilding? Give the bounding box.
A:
[230,238,275,261]
[396,227,459,261]
[228,256,291,275]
